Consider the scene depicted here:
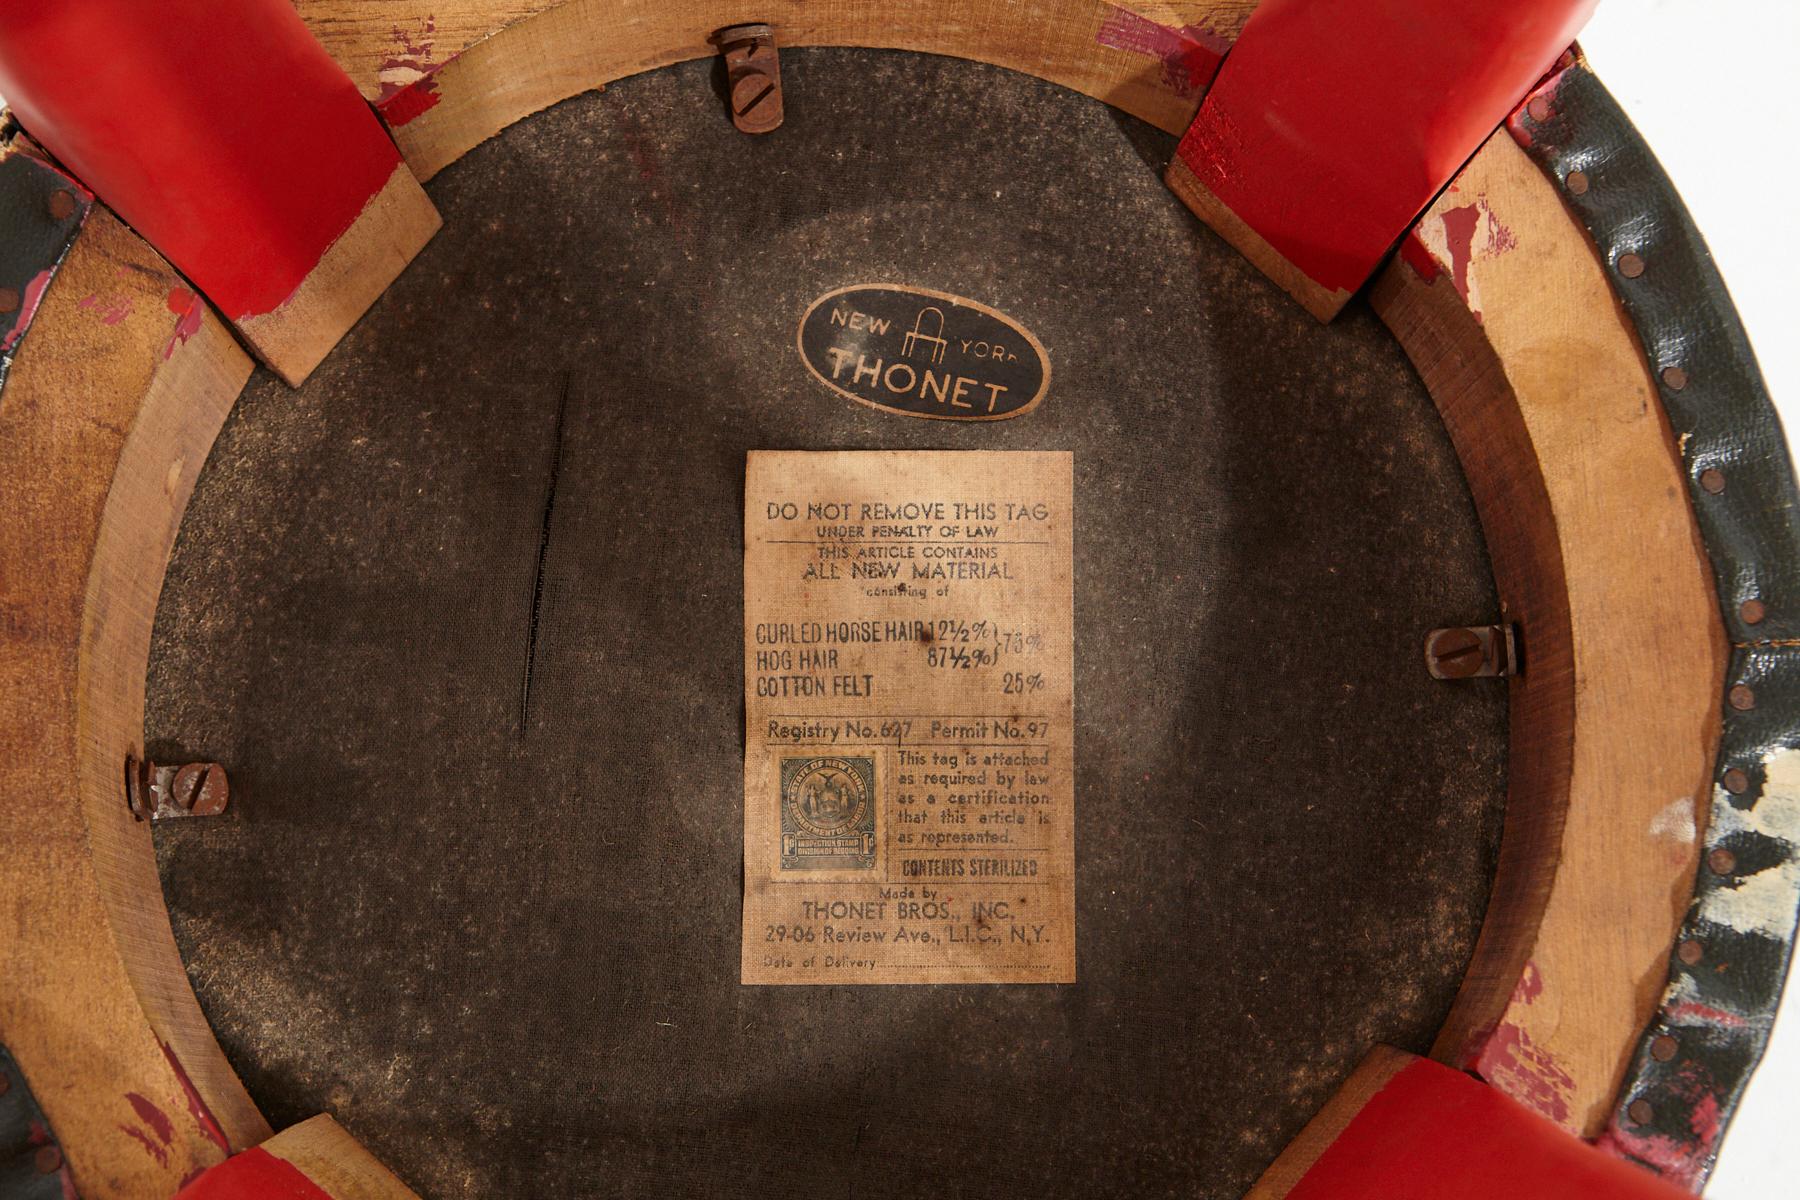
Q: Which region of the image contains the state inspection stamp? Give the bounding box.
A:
[780,756,876,871]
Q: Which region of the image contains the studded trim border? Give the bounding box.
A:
[1510,51,1800,1189]
[0,1044,72,1198]
[0,139,92,391]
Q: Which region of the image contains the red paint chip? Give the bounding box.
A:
[379,77,443,128]
[160,1040,233,1154]
[163,287,207,359]
[1096,8,1229,98]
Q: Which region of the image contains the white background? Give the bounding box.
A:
[1579,1,1799,1193]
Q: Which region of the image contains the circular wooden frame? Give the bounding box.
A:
[1,4,1791,1196]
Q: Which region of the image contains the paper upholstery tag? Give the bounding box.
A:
[742,451,1075,984]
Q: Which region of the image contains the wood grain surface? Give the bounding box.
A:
[296,0,1255,104]
[356,0,1256,179]
[1373,131,1726,1136]
[0,209,265,1196]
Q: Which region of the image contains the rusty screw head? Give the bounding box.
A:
[1526,95,1552,123]
[171,762,229,816]
[47,189,76,221]
[1708,847,1738,876]
[1565,169,1589,195]
[1618,252,1646,279]
[1740,598,1766,625]
[1723,767,1750,795]
[1425,625,1512,680]
[1661,365,1689,391]
[1677,939,1704,966]
[1729,684,1756,711]
[1699,467,1726,495]
[732,70,776,119]
[1425,627,1485,679]
[1650,1034,1679,1063]
[1626,1098,1655,1126]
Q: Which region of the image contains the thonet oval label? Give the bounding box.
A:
[797,285,1049,421]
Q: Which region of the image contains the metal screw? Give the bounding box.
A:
[1526,95,1552,123]
[1677,939,1704,966]
[1709,847,1738,876]
[171,762,230,816]
[1426,628,1484,678]
[1424,624,1514,680]
[1662,365,1689,390]
[1699,468,1726,495]
[47,189,76,221]
[1723,768,1750,795]
[1740,598,1766,625]
[1565,169,1589,195]
[732,72,776,119]
[125,755,230,819]
[714,24,783,135]
[1627,1098,1654,1126]
[1729,684,1756,711]
[1650,1034,1679,1062]
[1618,252,1646,279]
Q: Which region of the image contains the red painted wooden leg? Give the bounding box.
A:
[174,1148,334,1200]
[1167,0,1598,320]
[171,1115,418,1199]
[0,0,440,383]
[1254,1048,1702,1200]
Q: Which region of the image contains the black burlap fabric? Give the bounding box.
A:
[148,50,1506,1200]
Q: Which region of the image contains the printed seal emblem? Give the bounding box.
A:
[780,756,876,870]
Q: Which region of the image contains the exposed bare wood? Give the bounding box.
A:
[296,0,1253,105]
[0,209,267,1196]
[368,0,1256,180]
[296,2,545,99]
[262,1116,421,1198]
[1371,230,1576,1123]
[1372,131,1725,1136]
[236,162,441,386]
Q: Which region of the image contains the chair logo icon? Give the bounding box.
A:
[902,305,949,365]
